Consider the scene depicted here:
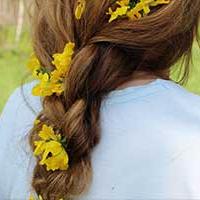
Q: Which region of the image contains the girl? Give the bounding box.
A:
[0,0,200,199]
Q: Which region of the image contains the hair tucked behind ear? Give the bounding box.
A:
[29,0,200,199]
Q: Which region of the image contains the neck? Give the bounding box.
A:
[116,70,165,90]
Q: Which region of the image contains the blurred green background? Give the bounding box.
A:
[0,25,32,111]
[0,1,200,113]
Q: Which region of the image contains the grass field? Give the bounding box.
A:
[0,26,200,112]
[0,26,32,112]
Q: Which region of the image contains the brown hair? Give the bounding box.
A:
[29,0,200,199]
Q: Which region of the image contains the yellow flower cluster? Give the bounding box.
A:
[34,123,69,171]
[28,42,75,97]
[27,1,86,98]
[107,0,170,22]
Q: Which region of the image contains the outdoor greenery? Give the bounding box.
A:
[0,26,200,112]
[171,41,200,94]
[0,25,32,111]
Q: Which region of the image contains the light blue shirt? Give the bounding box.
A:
[1,78,200,199]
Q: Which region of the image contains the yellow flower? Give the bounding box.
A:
[107,0,170,22]
[107,6,129,22]
[39,124,61,141]
[39,141,69,171]
[27,54,41,78]
[27,54,40,72]
[34,124,69,171]
[50,69,63,83]
[32,73,64,97]
[128,0,170,19]
[107,0,130,22]
[29,42,75,97]
[127,0,153,19]
[32,75,64,97]
[34,140,46,156]
[150,0,170,6]
[117,0,130,7]
[75,0,86,20]
[32,73,53,96]
[126,8,142,20]
[52,42,75,76]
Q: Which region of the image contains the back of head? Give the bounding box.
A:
[29,0,200,199]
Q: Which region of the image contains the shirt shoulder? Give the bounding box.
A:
[159,80,200,115]
[0,81,41,198]
[0,80,42,158]
[100,79,200,134]
[0,81,41,132]
[102,78,200,108]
